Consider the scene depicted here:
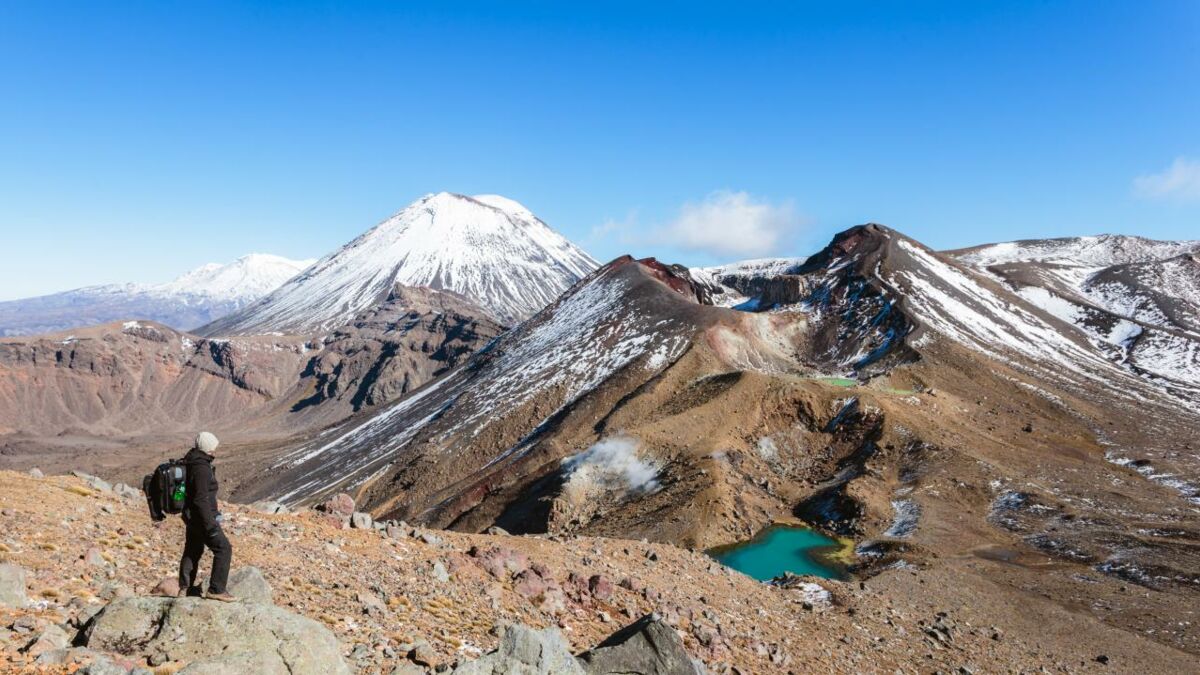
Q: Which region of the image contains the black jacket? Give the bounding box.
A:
[182,448,220,532]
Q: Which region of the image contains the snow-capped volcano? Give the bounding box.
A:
[200,192,598,336]
[0,254,313,337]
[155,253,316,301]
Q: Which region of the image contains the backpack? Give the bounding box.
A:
[143,460,187,522]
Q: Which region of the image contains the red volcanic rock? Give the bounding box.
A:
[589,574,614,602]
[469,545,529,580]
[317,493,355,517]
[513,569,552,599]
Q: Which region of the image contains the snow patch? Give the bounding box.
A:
[883,499,920,538]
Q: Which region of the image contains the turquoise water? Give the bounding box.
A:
[710,525,843,581]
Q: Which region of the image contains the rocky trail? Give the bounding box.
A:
[2,471,1195,673]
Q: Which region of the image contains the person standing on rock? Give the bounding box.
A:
[178,432,238,602]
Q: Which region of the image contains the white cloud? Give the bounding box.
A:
[586,211,639,248]
[1133,157,1200,201]
[658,190,802,257]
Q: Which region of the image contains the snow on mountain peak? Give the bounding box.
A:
[470,193,536,220]
[157,253,315,300]
[200,193,598,336]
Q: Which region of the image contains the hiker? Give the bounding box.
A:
[178,431,238,602]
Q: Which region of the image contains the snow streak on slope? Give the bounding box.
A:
[1084,255,1200,334]
[954,235,1200,268]
[888,241,1111,379]
[202,193,598,336]
[0,254,313,336]
[948,235,1200,394]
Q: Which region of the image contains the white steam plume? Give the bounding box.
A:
[561,436,661,500]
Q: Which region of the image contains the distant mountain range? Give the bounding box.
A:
[0,253,314,336]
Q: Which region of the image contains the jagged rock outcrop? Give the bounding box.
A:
[80,596,349,675]
[226,566,273,604]
[450,624,583,674]
[290,285,504,420]
[0,563,28,607]
[450,616,702,675]
[578,614,704,675]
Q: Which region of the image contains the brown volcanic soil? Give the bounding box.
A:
[2,471,1197,674]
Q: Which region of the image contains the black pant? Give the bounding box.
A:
[178,518,232,595]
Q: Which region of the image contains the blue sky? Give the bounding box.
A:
[1,1,1197,299]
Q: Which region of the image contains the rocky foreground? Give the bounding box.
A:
[0,471,1193,674]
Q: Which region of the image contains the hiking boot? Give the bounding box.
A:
[204,591,240,603]
[176,589,188,598]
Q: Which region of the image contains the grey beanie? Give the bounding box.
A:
[195,431,219,454]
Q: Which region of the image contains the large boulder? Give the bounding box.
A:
[80,596,349,675]
[22,623,70,657]
[0,563,28,607]
[317,493,355,517]
[113,483,141,500]
[577,614,703,675]
[227,566,273,605]
[451,624,583,675]
[71,471,113,493]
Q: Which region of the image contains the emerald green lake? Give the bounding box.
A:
[818,377,858,387]
[709,525,843,581]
